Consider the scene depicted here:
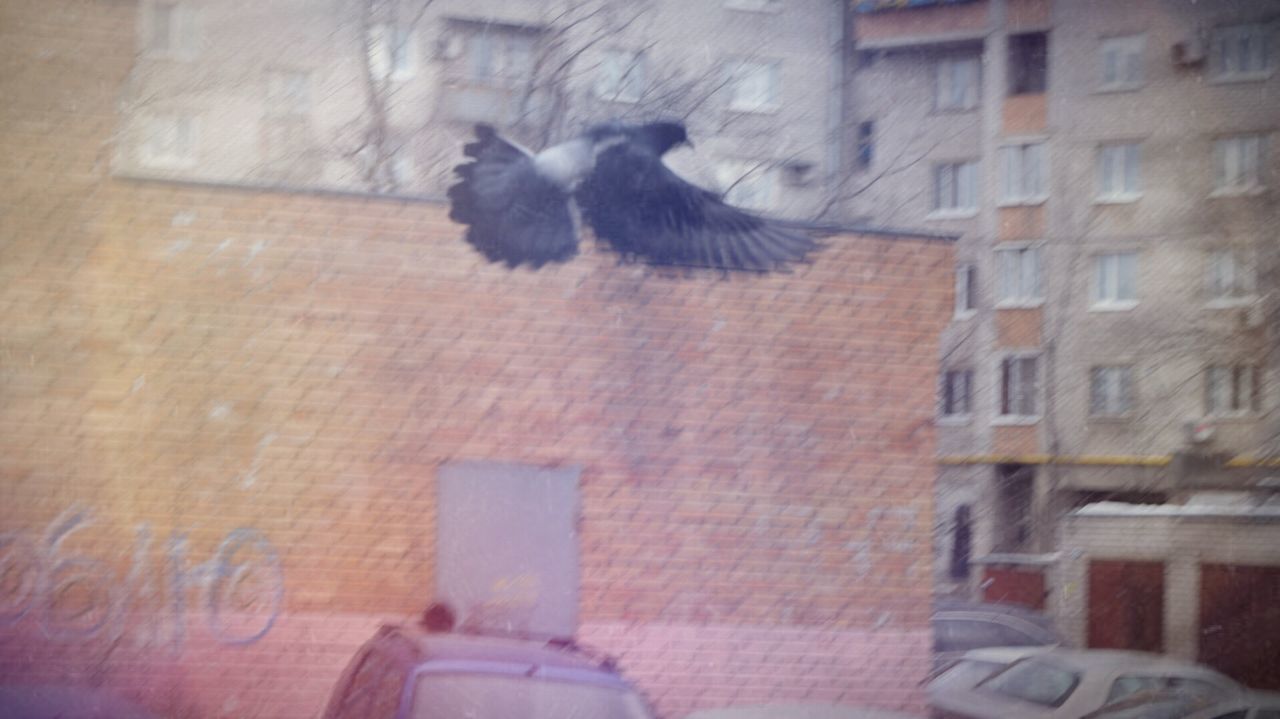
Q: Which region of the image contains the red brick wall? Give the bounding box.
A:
[1,1,953,717]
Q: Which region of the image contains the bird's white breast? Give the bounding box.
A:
[533,138,594,189]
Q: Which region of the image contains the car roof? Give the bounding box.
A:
[958,646,1052,663]
[1024,649,1217,673]
[381,624,616,675]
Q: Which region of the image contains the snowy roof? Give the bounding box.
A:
[1071,501,1280,519]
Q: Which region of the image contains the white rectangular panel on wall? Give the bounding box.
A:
[436,461,581,639]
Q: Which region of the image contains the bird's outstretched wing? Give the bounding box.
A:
[576,142,819,272]
[447,125,578,268]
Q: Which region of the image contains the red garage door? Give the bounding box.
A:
[1200,564,1280,690]
[1088,560,1164,652]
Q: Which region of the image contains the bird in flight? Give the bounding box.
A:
[447,121,820,272]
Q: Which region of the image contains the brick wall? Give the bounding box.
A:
[0,1,953,717]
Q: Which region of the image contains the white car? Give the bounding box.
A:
[1083,689,1280,719]
[926,647,1050,693]
[1182,692,1280,719]
[928,649,1245,719]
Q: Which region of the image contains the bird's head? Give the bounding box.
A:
[636,120,692,156]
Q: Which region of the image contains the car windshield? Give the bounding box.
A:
[980,659,1081,708]
[411,675,652,719]
[930,659,1006,689]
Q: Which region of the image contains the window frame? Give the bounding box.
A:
[1090,251,1139,311]
[994,243,1044,309]
[595,48,647,103]
[955,263,977,318]
[999,141,1049,206]
[1205,248,1258,307]
[1209,23,1274,83]
[1205,364,1262,417]
[997,352,1042,423]
[1008,32,1049,95]
[1211,133,1268,196]
[1095,141,1142,203]
[855,121,875,170]
[139,112,198,169]
[715,158,778,212]
[727,58,782,114]
[143,1,197,59]
[368,24,418,82]
[931,160,980,218]
[940,368,974,421]
[935,54,981,112]
[1089,365,1135,419]
[1098,34,1145,92]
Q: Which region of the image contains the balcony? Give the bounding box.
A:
[852,0,988,50]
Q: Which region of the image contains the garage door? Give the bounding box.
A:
[1087,560,1164,652]
[1200,564,1280,690]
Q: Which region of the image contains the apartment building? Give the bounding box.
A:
[117,0,845,220]
[843,0,1279,596]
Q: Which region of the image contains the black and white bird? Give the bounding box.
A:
[447,121,820,272]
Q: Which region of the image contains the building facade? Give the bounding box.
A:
[117,0,846,220]
[843,0,1279,597]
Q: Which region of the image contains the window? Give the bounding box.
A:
[1008,32,1048,95]
[1092,252,1137,309]
[458,24,538,86]
[1000,355,1040,418]
[856,121,874,169]
[1210,24,1272,80]
[936,56,980,111]
[941,369,973,417]
[146,1,194,56]
[982,658,1080,708]
[728,59,780,113]
[368,24,417,80]
[996,245,1042,306]
[1207,249,1257,303]
[999,142,1047,204]
[1106,676,1166,703]
[1213,134,1267,193]
[955,263,977,316]
[595,49,646,103]
[949,506,972,580]
[1099,35,1144,90]
[724,0,781,11]
[391,154,416,189]
[1205,364,1261,415]
[140,113,196,167]
[1096,142,1141,201]
[716,159,777,212]
[933,161,979,215]
[1090,366,1134,417]
[266,70,311,117]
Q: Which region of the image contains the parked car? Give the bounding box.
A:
[321,620,656,719]
[928,649,1245,719]
[1080,688,1226,719]
[932,600,1064,670]
[926,646,1049,692]
[0,684,161,719]
[683,703,923,719]
[1083,689,1280,719]
[1181,692,1280,719]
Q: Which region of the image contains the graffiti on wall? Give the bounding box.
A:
[0,506,283,652]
